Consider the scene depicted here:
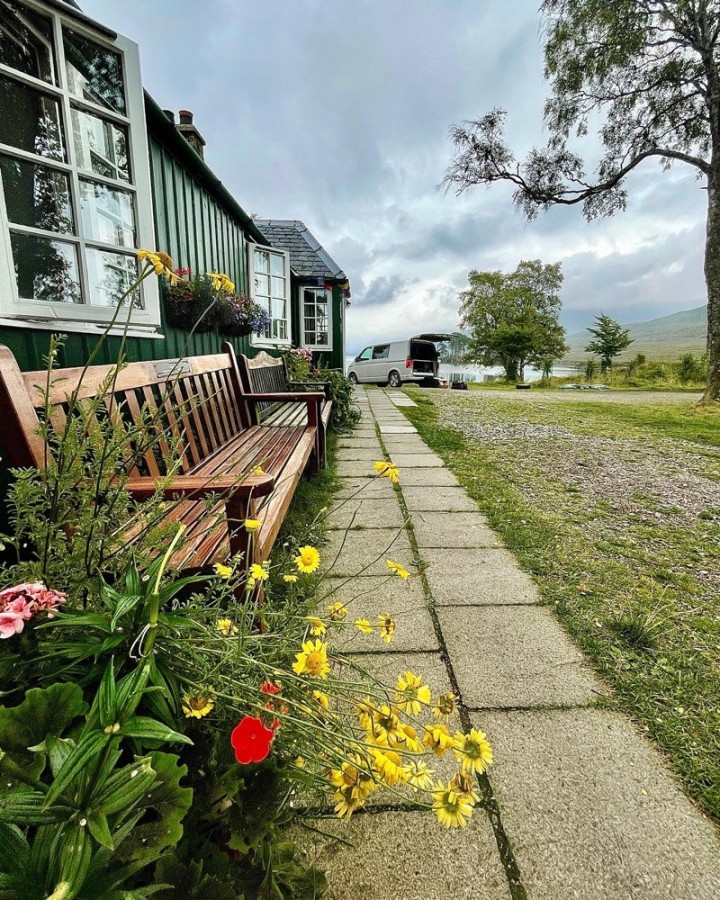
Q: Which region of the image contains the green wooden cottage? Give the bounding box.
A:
[0,0,350,371]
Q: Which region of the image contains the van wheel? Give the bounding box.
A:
[349,372,358,384]
[388,371,402,388]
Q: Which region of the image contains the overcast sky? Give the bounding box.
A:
[84,0,708,353]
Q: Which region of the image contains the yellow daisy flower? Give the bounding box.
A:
[373,460,400,483]
[244,519,262,533]
[292,639,330,678]
[283,573,299,583]
[295,545,320,574]
[207,271,235,292]
[216,618,237,637]
[306,615,326,636]
[432,691,457,722]
[432,781,475,829]
[327,601,349,620]
[371,747,407,786]
[253,465,265,476]
[386,559,410,580]
[313,690,330,711]
[368,705,403,747]
[395,671,432,715]
[423,723,454,757]
[398,721,423,753]
[453,728,494,775]
[450,772,480,805]
[294,756,306,768]
[249,562,269,582]
[405,759,435,790]
[182,692,214,719]
[354,618,373,634]
[213,563,233,579]
[377,612,396,644]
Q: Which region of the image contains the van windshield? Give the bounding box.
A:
[410,340,438,361]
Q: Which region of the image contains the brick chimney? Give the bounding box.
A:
[177,110,206,159]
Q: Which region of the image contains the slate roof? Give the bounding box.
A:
[255,220,347,282]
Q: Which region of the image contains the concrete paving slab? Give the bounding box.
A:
[388,397,417,406]
[291,810,511,900]
[340,438,383,449]
[326,499,406,530]
[382,437,430,452]
[423,547,537,604]
[333,478,397,500]
[393,467,460,487]
[378,424,417,434]
[319,576,438,653]
[402,486,478,511]
[413,512,504,549]
[336,447,386,462]
[438,605,603,708]
[336,460,381,478]
[389,453,445,468]
[324,528,413,577]
[476,708,720,900]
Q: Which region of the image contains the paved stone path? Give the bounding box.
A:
[294,387,720,900]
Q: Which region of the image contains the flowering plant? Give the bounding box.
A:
[217,290,271,337]
[163,269,235,333]
[0,582,65,639]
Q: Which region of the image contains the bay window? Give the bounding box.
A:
[249,244,290,345]
[0,0,159,330]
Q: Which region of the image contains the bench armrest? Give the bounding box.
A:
[287,380,333,398]
[124,473,274,501]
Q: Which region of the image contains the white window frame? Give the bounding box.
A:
[0,0,160,335]
[248,243,291,348]
[300,284,332,351]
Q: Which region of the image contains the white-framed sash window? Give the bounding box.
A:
[248,243,290,346]
[0,0,159,331]
[301,284,332,350]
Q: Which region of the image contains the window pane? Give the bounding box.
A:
[0,1,56,83]
[71,108,129,182]
[317,332,328,345]
[254,273,269,294]
[270,253,284,276]
[0,74,65,161]
[10,232,81,303]
[271,299,286,321]
[86,247,141,307]
[63,28,125,113]
[79,179,135,247]
[271,276,285,298]
[254,249,269,273]
[0,154,74,233]
[305,331,316,344]
[273,319,287,340]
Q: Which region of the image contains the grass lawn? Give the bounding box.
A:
[400,387,720,822]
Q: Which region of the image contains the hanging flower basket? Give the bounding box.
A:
[164,274,223,333]
[217,292,271,338]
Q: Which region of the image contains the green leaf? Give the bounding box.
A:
[39,612,112,633]
[110,594,142,632]
[124,563,142,599]
[91,758,155,816]
[115,666,150,720]
[119,717,191,746]
[97,660,117,728]
[86,811,113,851]
[45,736,75,779]
[0,823,29,874]
[43,732,109,809]
[0,793,72,825]
[53,825,92,899]
[0,684,87,767]
[116,752,192,865]
[156,575,207,606]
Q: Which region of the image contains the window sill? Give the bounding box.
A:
[0,317,165,340]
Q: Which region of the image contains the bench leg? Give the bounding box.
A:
[227,493,256,568]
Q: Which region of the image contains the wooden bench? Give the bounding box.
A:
[237,351,333,467]
[0,342,325,572]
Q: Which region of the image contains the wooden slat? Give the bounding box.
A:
[123,389,161,477]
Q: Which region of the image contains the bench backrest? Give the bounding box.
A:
[0,343,251,478]
[238,351,289,423]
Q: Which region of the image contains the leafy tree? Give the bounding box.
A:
[585,313,634,370]
[437,331,471,365]
[459,259,568,381]
[443,0,720,402]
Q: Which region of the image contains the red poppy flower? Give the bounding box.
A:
[260,680,282,695]
[230,715,275,764]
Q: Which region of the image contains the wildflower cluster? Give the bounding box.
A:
[0,582,65,639]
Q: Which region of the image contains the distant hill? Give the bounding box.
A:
[563,305,707,363]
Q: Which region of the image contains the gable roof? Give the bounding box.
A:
[255,220,347,283]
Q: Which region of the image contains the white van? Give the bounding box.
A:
[347,334,451,387]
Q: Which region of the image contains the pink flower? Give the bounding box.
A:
[7,598,33,620]
[0,611,25,639]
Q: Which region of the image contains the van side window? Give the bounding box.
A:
[372,345,390,360]
[357,347,372,360]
